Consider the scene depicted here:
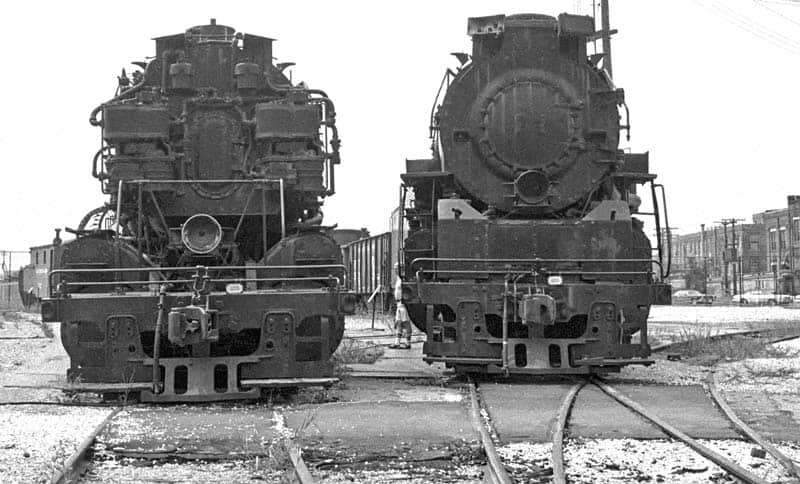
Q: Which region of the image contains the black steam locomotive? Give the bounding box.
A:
[398,13,671,375]
[40,20,355,401]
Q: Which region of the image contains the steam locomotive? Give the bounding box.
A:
[398,13,671,375]
[40,20,355,401]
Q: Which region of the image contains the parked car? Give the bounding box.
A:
[672,289,715,305]
[733,290,792,305]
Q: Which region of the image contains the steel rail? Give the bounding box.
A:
[707,375,800,479]
[51,407,120,484]
[551,381,586,484]
[288,443,316,484]
[467,380,513,484]
[593,379,769,484]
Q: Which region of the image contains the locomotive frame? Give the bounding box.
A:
[396,12,672,375]
[39,20,355,402]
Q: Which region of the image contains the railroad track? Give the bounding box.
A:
[50,406,317,484]
[50,407,120,484]
[469,377,800,484]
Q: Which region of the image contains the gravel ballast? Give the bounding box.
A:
[0,405,112,483]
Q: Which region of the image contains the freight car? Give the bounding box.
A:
[397,12,671,375]
[17,242,59,309]
[340,231,393,309]
[40,20,355,401]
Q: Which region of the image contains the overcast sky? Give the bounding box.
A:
[1,0,799,269]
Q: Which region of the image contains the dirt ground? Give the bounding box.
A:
[0,307,798,483]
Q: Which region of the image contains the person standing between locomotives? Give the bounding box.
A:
[390,272,412,349]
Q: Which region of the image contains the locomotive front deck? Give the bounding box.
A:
[411,279,658,375]
[41,265,351,402]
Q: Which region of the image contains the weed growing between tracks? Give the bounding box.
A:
[670,324,796,365]
[1,311,23,323]
[39,321,54,338]
[332,338,385,375]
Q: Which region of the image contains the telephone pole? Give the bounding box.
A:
[701,224,708,293]
[716,218,745,296]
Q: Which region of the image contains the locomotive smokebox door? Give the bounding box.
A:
[520,294,557,325]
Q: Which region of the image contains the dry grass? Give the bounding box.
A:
[39,321,55,338]
[668,324,796,365]
[1,311,23,322]
[743,362,799,378]
[262,413,315,482]
[331,338,385,376]
[332,338,385,365]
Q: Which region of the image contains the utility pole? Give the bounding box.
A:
[701,224,708,293]
[714,226,719,278]
[716,218,745,296]
[720,222,729,295]
[731,220,738,296]
[775,215,782,294]
[601,0,613,77]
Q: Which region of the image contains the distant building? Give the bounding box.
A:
[671,223,766,295]
[752,195,800,274]
[672,224,765,276]
[751,196,800,293]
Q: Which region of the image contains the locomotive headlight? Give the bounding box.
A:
[547,275,563,286]
[225,283,244,294]
[181,213,223,254]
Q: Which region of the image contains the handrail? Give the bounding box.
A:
[127,178,282,184]
[54,276,342,289]
[655,183,671,278]
[409,257,660,281]
[50,264,345,274]
[48,264,346,290]
[410,257,661,270]
[416,269,654,276]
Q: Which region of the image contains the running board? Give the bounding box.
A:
[241,378,339,388]
[573,357,655,367]
[5,382,153,393]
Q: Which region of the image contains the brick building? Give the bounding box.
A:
[671,223,766,294]
[752,196,800,274]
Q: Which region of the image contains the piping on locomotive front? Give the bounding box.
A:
[40,20,356,402]
[397,13,672,375]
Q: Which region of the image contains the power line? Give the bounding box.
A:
[712,0,800,48]
[691,0,800,53]
[711,0,800,50]
[757,0,800,6]
[694,0,800,54]
[753,0,800,29]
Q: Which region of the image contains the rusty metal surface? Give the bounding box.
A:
[43,20,349,401]
[398,12,670,376]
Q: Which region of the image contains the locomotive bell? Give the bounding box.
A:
[181,214,222,254]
